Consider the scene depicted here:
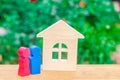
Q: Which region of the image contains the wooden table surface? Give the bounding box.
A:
[0,65,120,80]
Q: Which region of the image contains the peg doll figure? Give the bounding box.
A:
[29,46,42,74]
[18,47,30,76]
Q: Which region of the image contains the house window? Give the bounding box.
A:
[61,52,67,59]
[62,43,67,48]
[53,43,59,48]
[52,52,58,59]
[52,43,68,61]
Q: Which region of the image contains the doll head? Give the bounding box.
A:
[18,47,30,57]
[30,46,41,57]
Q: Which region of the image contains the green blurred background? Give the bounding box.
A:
[0,0,120,64]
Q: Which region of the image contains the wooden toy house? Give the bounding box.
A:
[37,20,84,71]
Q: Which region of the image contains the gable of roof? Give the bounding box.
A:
[37,20,84,39]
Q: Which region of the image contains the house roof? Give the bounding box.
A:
[37,20,84,39]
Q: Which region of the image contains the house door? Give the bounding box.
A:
[52,43,68,61]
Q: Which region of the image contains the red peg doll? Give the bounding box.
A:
[18,47,30,76]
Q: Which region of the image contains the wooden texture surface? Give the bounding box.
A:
[0,65,120,80]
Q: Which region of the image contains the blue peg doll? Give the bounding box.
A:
[29,46,42,74]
